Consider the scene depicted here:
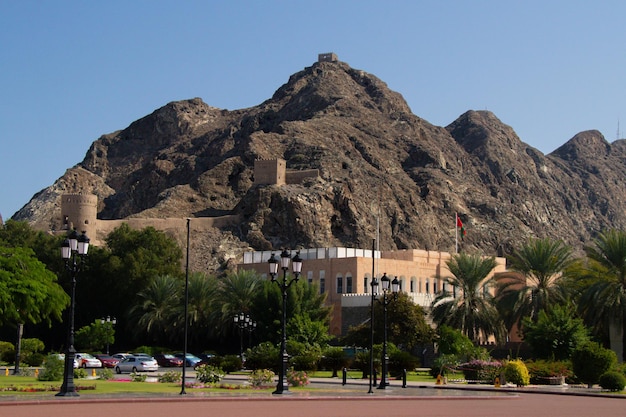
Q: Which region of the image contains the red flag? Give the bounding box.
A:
[456,215,466,238]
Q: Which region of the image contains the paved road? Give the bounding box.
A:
[2,390,625,417]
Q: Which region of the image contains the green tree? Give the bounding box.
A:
[75,320,115,352]
[575,229,626,363]
[437,325,479,358]
[128,275,181,345]
[430,253,505,343]
[0,245,69,326]
[571,341,617,388]
[342,292,434,350]
[217,270,263,339]
[251,279,331,346]
[496,237,574,331]
[521,304,589,361]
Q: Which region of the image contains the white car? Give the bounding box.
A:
[54,353,79,369]
[75,353,103,368]
[114,355,159,373]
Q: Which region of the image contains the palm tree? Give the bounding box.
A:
[430,253,505,344]
[576,229,626,362]
[496,237,574,332]
[129,274,180,344]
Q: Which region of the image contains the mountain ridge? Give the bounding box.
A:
[13,58,626,273]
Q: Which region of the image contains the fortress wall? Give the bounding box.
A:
[285,169,319,184]
[94,214,241,245]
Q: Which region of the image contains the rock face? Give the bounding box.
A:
[13,59,626,273]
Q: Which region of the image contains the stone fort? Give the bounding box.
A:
[59,158,318,245]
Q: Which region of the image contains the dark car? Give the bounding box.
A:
[154,353,183,367]
[95,354,119,368]
[174,353,202,367]
[193,353,216,369]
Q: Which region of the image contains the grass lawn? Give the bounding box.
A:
[0,374,280,396]
[0,368,438,397]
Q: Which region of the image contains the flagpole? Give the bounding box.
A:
[455,212,458,254]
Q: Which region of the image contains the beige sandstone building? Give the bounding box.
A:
[238,247,506,337]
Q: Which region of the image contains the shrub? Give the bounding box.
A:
[37,354,64,381]
[248,369,275,387]
[389,350,419,377]
[23,352,45,367]
[287,369,309,387]
[599,371,626,392]
[74,368,87,379]
[459,359,502,383]
[525,360,573,385]
[0,341,14,363]
[430,353,458,377]
[504,359,530,386]
[320,347,349,377]
[244,342,279,371]
[130,371,146,382]
[158,370,181,383]
[99,368,114,380]
[572,341,617,388]
[1,348,14,364]
[195,364,224,384]
[221,355,243,373]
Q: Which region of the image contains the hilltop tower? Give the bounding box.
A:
[61,194,97,239]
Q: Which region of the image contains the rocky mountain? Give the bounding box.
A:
[13,58,626,273]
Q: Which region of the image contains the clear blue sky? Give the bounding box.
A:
[2,1,625,219]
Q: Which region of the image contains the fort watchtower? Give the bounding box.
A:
[318,52,338,63]
[61,194,97,239]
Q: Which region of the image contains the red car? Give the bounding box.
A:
[154,353,183,367]
[95,354,120,368]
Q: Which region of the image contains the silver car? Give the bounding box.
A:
[114,355,159,373]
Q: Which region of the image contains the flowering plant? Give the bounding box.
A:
[458,359,502,383]
[195,364,225,384]
[286,369,309,387]
[248,369,275,387]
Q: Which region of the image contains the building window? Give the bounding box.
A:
[307,271,313,285]
[364,276,368,294]
[346,275,353,294]
[337,276,343,294]
[425,279,430,294]
[410,278,415,293]
[320,270,325,294]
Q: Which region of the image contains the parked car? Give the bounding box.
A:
[193,354,216,369]
[154,353,183,367]
[114,355,159,373]
[174,353,202,367]
[94,354,119,368]
[111,352,131,361]
[53,353,79,369]
[75,353,103,368]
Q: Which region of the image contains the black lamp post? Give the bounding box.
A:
[376,273,399,390]
[368,275,379,393]
[268,249,302,395]
[57,229,89,397]
[234,313,255,361]
[100,316,116,355]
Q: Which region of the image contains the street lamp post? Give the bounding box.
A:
[57,230,89,397]
[376,273,399,390]
[268,249,302,395]
[100,316,117,355]
[368,275,379,393]
[234,313,254,361]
